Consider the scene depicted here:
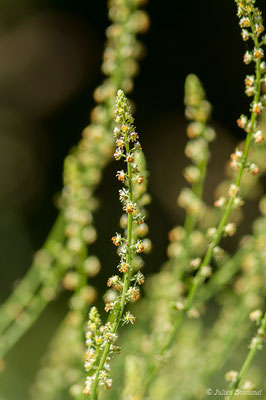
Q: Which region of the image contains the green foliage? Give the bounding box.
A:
[1,1,266,400]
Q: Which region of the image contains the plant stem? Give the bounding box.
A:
[174,125,209,281]
[0,212,65,335]
[144,18,262,395]
[184,148,208,237]
[227,311,266,400]
[90,141,133,400]
[0,294,48,357]
[198,248,245,304]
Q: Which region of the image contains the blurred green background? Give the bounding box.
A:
[0,0,266,399]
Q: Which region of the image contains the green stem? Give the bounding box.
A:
[0,294,47,358]
[0,212,65,335]
[0,257,66,359]
[198,248,245,304]
[183,151,208,237]
[184,244,263,400]
[174,128,208,280]
[0,0,142,363]
[90,142,133,400]
[144,18,262,395]
[227,311,266,400]
[183,302,248,400]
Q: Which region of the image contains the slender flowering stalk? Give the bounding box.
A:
[180,74,215,236]
[171,74,215,280]
[133,76,214,384]
[192,240,266,399]
[199,194,265,305]
[29,303,95,400]
[196,0,266,299]
[0,231,73,359]
[225,310,266,399]
[29,261,99,399]
[82,90,147,398]
[0,213,65,335]
[0,0,149,363]
[143,1,266,394]
[178,197,266,399]
[175,198,266,399]
[60,0,149,315]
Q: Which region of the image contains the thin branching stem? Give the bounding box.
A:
[90,141,133,400]
[227,311,266,399]
[143,9,263,395]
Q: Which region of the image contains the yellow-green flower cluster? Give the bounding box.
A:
[60,0,150,307]
[83,307,117,395]
[178,74,215,223]
[0,0,149,363]
[82,90,148,399]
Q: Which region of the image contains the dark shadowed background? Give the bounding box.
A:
[0,1,266,398]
